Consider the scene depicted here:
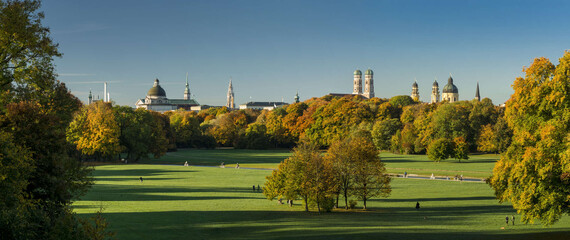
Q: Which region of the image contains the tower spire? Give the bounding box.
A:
[226,77,234,109]
[475,82,481,101]
[184,72,190,100]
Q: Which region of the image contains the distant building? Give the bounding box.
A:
[431,78,440,104]
[411,79,419,101]
[190,105,222,111]
[135,78,199,112]
[294,91,300,103]
[441,75,459,102]
[239,101,288,110]
[331,69,376,99]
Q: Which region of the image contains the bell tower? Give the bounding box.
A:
[363,69,374,98]
[352,70,362,95]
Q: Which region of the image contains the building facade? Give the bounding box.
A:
[135,78,199,112]
[352,69,375,99]
[441,75,459,102]
[239,101,288,110]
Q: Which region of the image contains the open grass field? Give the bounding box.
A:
[74,162,570,239]
[138,148,499,179]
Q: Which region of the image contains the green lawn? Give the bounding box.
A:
[74,164,570,240]
[138,148,499,178]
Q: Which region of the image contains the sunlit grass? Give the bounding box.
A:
[74,164,570,240]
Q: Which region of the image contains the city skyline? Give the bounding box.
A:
[41,0,570,106]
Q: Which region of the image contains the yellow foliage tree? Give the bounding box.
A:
[488,51,570,225]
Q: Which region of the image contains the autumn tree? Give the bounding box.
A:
[0,0,102,238]
[67,101,121,160]
[488,52,570,225]
[453,136,469,162]
[326,137,354,209]
[350,136,391,209]
[477,124,497,153]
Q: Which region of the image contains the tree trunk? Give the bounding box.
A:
[344,189,349,209]
[335,194,339,208]
[363,197,367,210]
[317,194,321,213]
[304,198,309,212]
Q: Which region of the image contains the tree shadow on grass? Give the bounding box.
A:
[92,168,195,178]
[371,196,496,203]
[78,210,570,240]
[81,185,267,202]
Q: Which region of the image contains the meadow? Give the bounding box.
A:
[75,149,570,239]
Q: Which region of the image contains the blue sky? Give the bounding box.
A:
[41,0,570,107]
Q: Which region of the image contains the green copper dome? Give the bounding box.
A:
[354,69,362,75]
[148,78,167,97]
[442,76,458,93]
[365,69,373,75]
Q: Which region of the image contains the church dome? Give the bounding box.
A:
[365,69,374,75]
[442,76,458,93]
[354,69,362,75]
[147,78,167,97]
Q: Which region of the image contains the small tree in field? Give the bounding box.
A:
[427,138,453,162]
[349,136,391,210]
[453,136,469,162]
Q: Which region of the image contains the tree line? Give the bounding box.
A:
[71,92,513,163]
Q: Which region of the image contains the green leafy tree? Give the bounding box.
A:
[488,52,570,225]
[0,1,102,238]
[371,118,401,150]
[427,138,453,162]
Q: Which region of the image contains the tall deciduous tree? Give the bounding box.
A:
[488,52,570,225]
[67,101,121,160]
[347,136,391,209]
[1,0,101,238]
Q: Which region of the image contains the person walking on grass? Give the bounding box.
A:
[416,202,420,210]
[140,177,143,183]
[512,215,515,225]
[236,163,240,169]
[506,216,509,225]
[257,185,261,192]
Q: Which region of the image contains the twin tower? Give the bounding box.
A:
[352,69,375,98]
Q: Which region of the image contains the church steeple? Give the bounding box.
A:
[431,78,440,104]
[184,72,191,100]
[294,90,300,103]
[88,90,93,105]
[363,69,374,98]
[226,78,234,109]
[475,82,480,101]
[411,78,419,101]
